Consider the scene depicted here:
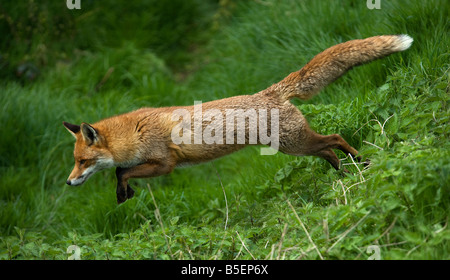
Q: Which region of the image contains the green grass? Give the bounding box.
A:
[0,0,449,260]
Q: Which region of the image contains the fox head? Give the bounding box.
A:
[63,122,115,186]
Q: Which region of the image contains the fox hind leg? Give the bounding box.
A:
[280,125,362,170]
[305,133,362,170]
[315,148,341,170]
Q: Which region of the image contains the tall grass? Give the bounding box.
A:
[0,0,449,259]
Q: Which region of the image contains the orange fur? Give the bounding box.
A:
[64,35,412,204]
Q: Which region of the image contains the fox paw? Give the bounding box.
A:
[127,185,135,199]
[116,192,127,204]
[116,184,135,204]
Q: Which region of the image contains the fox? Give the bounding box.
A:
[63,35,413,204]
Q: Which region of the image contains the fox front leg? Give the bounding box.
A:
[115,167,135,204]
[115,161,176,204]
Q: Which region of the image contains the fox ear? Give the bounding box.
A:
[80,123,99,145]
[63,122,80,138]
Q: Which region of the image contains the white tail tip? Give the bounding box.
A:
[395,34,413,51]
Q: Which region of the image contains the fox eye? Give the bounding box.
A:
[79,159,86,165]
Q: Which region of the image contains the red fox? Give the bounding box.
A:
[64,35,412,204]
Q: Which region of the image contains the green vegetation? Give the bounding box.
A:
[0,0,448,260]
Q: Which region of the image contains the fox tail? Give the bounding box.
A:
[271,34,413,100]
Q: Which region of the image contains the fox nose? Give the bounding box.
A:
[66,180,72,186]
